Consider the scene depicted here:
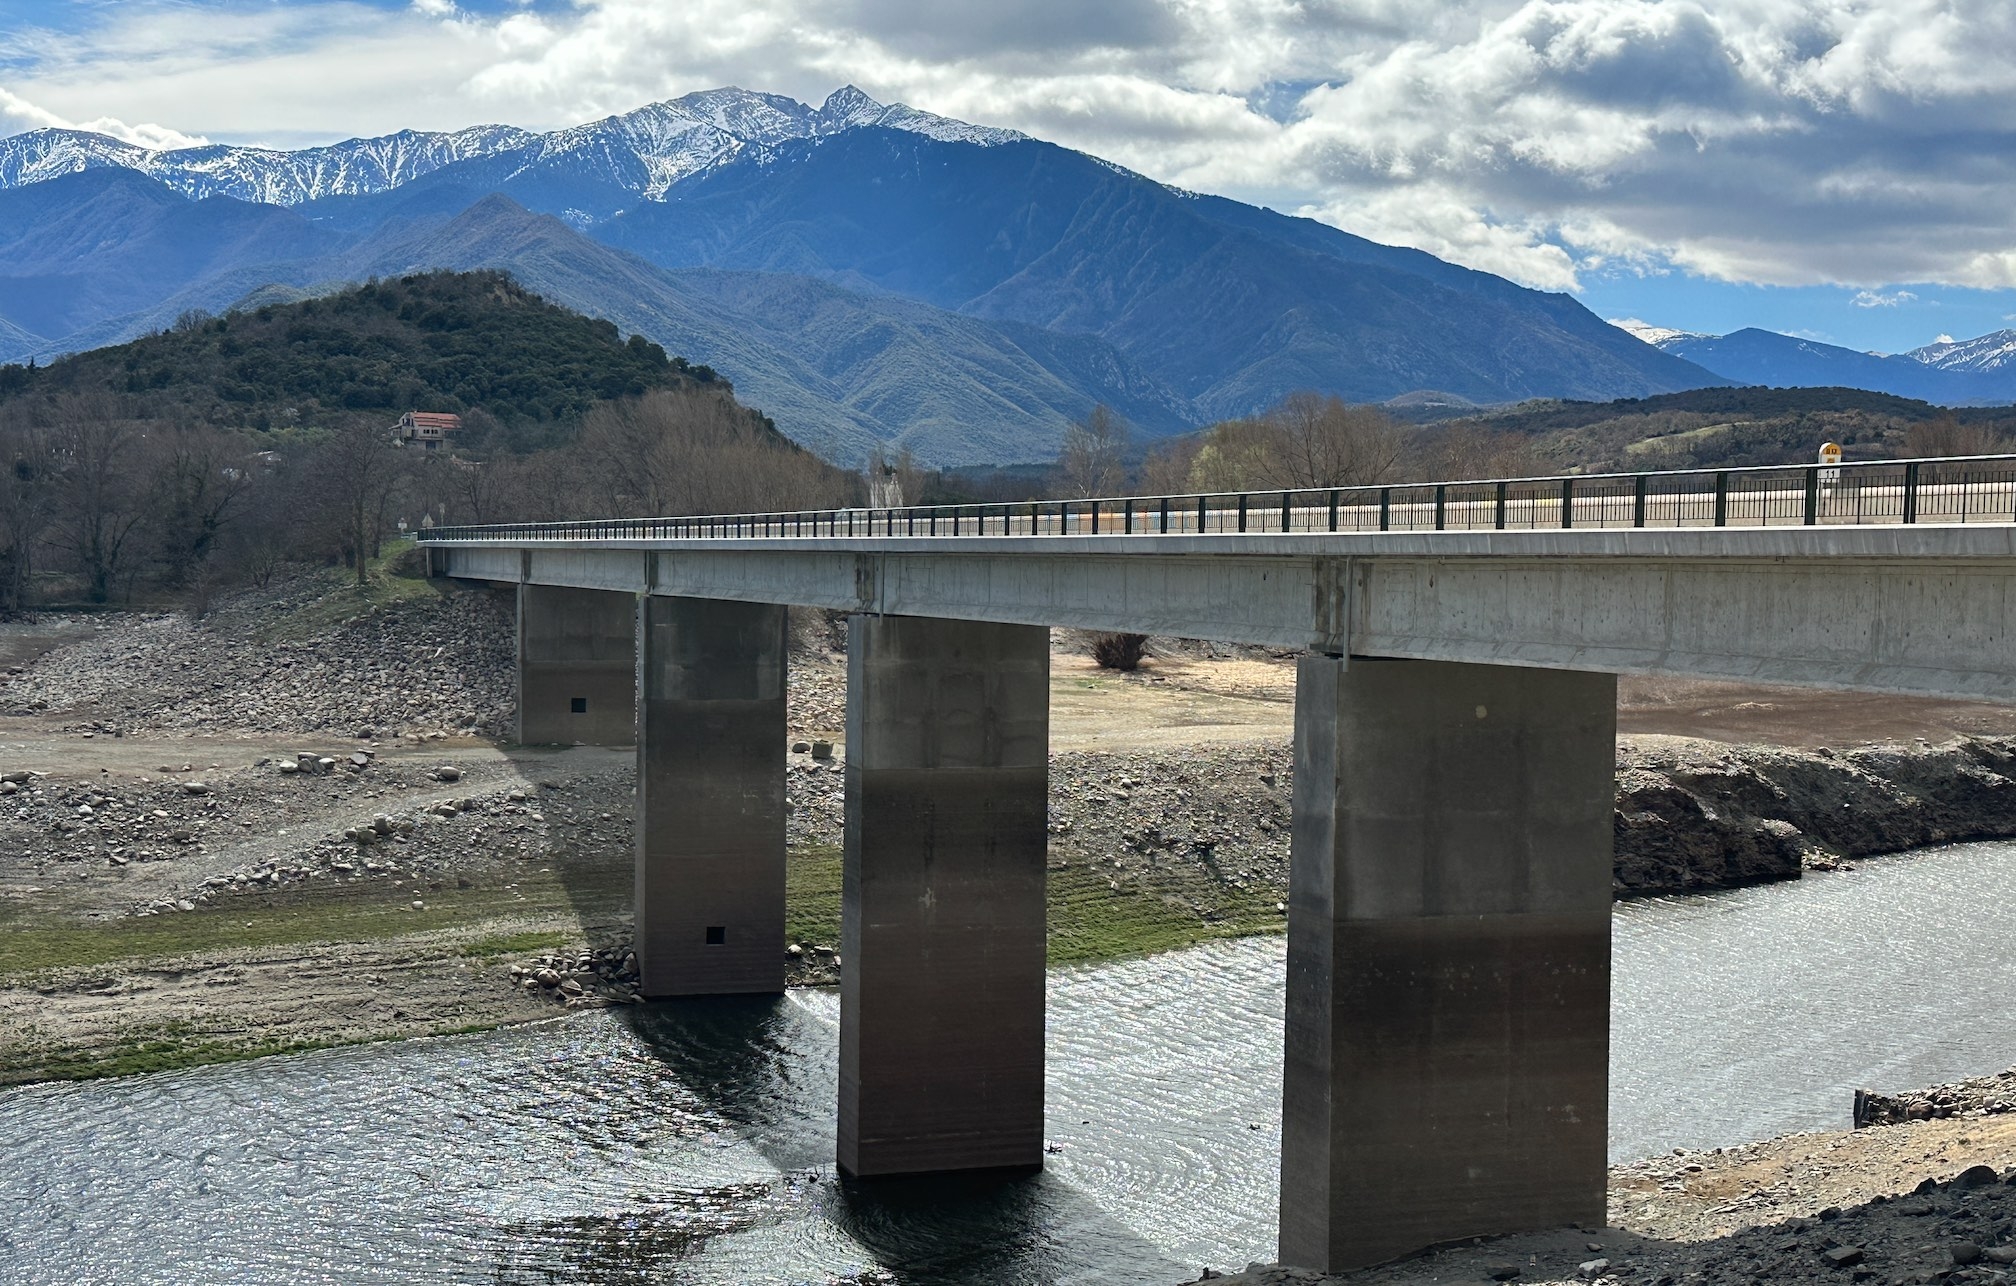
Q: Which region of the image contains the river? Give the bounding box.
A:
[4,839,2016,1285]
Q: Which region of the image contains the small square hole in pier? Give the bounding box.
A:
[570,697,588,713]
[704,926,726,945]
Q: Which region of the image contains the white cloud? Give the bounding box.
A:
[2,0,2015,293]
[1853,289,1919,308]
[0,85,206,149]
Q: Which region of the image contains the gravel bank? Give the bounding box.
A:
[0,568,515,739]
[1858,1065,2016,1128]
[1191,1077,2016,1286]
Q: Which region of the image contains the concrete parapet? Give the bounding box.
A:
[837,614,1050,1177]
[1279,656,1615,1272]
[634,596,788,997]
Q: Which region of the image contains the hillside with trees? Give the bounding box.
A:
[0,270,720,453]
[1030,386,2016,513]
[0,271,848,611]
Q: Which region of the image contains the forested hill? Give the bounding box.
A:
[0,270,725,450]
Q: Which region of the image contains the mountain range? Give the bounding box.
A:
[0,86,1729,463]
[1614,320,2016,406]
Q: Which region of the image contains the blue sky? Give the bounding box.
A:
[3,0,2015,355]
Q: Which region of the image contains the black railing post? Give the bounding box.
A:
[1434,484,1446,531]
[1159,497,1170,534]
[1327,490,1339,532]
[1713,472,1729,527]
[1804,467,1819,526]
[1904,461,1921,523]
[1560,477,1574,529]
[1378,487,1391,531]
[1237,494,1248,533]
[1280,491,1292,533]
[1090,500,1100,535]
[1633,474,1648,528]
[1495,481,1508,530]
[1124,498,1134,534]
[1197,495,1208,533]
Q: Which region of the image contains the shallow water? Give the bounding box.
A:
[4,840,2015,1285]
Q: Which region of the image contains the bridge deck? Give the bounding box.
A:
[421,457,2016,702]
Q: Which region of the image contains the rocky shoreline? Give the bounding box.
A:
[1190,1062,2016,1286]
[1614,734,2016,894]
[1857,1064,2016,1128]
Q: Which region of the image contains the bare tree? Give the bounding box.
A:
[0,411,51,614]
[1403,424,1547,482]
[570,387,848,517]
[1057,405,1127,497]
[1901,417,2012,459]
[1184,394,1404,493]
[305,415,410,584]
[442,456,512,527]
[1261,392,1402,489]
[149,423,256,586]
[43,393,149,603]
[1140,435,1201,494]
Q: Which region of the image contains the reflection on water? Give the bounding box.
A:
[4,841,2016,1284]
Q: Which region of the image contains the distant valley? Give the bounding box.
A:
[0,87,1723,465]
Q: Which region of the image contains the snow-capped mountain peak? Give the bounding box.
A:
[0,121,537,205]
[1906,329,2016,373]
[1610,318,1714,348]
[0,86,1023,209]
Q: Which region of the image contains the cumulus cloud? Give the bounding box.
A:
[0,86,206,149]
[2,0,2014,292]
[1853,290,1919,308]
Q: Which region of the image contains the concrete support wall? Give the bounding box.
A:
[635,596,787,997]
[1280,656,1616,1273]
[516,584,637,745]
[838,615,1050,1177]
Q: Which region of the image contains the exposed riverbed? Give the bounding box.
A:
[5,838,2016,1285]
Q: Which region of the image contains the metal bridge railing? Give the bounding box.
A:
[414,454,2016,544]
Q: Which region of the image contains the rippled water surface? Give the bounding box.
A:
[5,840,2016,1285]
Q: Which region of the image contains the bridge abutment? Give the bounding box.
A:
[837,614,1050,1177]
[634,596,788,997]
[1280,655,1615,1272]
[515,584,637,746]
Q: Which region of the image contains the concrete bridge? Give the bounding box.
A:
[417,455,2016,1273]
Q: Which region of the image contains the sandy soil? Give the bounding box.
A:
[1617,674,2016,749]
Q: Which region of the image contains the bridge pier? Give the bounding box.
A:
[634,596,788,997]
[515,584,637,746]
[838,615,1050,1177]
[1280,656,1615,1272]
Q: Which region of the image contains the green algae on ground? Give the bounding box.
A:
[0,843,1284,1086]
[785,842,1284,964]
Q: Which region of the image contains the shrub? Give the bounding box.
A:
[1090,632,1149,671]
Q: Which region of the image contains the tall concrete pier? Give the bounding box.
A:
[515,584,637,745]
[837,615,1051,1177]
[1279,656,1616,1272]
[634,596,789,997]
